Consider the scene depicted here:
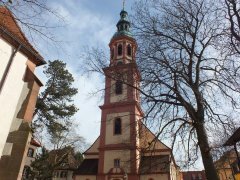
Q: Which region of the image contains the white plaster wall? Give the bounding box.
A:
[104,150,130,174]
[140,174,169,180]
[2,142,13,156]
[74,175,96,180]
[0,38,28,157]
[170,160,177,180]
[9,83,30,133]
[105,112,130,145]
[0,38,11,77]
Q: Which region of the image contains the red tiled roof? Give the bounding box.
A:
[74,159,98,175]
[30,138,41,147]
[48,147,79,170]
[224,127,240,146]
[139,155,170,174]
[0,6,45,66]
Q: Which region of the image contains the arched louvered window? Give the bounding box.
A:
[111,48,114,59]
[115,80,123,94]
[118,44,123,56]
[114,118,122,135]
[127,44,132,56]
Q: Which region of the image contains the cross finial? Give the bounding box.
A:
[123,0,125,10]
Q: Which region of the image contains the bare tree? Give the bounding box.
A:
[129,0,240,179]
[0,0,65,46]
[224,0,240,53]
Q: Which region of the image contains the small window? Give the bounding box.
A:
[114,118,122,135]
[111,48,114,59]
[60,171,67,178]
[27,148,34,157]
[127,44,132,56]
[114,159,120,167]
[118,44,123,56]
[115,80,123,94]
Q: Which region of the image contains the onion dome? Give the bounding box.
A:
[112,10,133,39]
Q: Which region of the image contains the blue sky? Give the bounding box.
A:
[34,1,136,144]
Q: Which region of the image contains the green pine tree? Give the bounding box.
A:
[33,60,78,138]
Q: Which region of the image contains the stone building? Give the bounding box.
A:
[50,147,79,180]
[74,8,179,180]
[0,6,45,179]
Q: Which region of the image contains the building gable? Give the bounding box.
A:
[140,123,171,152]
[0,6,45,66]
[84,136,100,155]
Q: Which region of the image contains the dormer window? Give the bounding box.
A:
[118,44,122,56]
[127,44,132,56]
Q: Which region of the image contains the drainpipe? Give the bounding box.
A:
[0,44,21,94]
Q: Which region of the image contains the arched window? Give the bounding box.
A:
[120,25,123,31]
[114,118,122,135]
[127,44,132,56]
[111,48,114,59]
[115,80,122,94]
[118,44,122,56]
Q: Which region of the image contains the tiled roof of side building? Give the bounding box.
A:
[139,155,170,174]
[74,159,98,175]
[48,147,79,170]
[0,6,45,66]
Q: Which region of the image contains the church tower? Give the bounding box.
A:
[74,7,179,180]
[97,9,143,180]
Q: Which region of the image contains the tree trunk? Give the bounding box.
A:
[195,121,219,180]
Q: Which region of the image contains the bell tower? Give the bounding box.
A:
[97,8,143,180]
[74,5,177,180]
